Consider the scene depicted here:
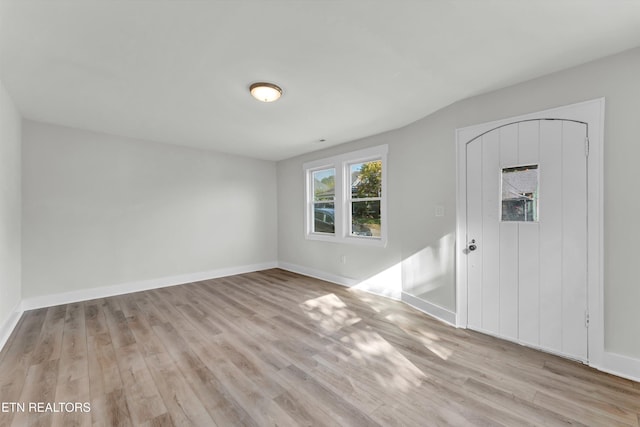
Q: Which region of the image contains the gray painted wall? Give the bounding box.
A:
[0,80,22,329]
[22,121,278,298]
[277,47,640,359]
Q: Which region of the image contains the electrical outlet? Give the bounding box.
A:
[435,205,445,217]
[340,255,347,264]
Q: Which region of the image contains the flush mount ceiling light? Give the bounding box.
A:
[250,82,282,102]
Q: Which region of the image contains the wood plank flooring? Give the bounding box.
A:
[1,269,639,426]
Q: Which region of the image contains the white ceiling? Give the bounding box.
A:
[1,1,639,161]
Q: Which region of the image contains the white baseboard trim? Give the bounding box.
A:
[0,301,24,354]
[401,292,457,326]
[21,261,278,311]
[278,261,358,287]
[598,351,640,383]
[277,261,402,301]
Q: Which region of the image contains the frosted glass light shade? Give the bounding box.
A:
[250,82,282,102]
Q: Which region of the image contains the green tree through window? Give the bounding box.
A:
[350,160,382,236]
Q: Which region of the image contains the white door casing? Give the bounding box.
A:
[455,99,604,366]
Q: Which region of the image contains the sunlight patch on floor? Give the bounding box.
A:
[383,312,453,361]
[416,336,452,360]
[337,329,426,391]
[300,293,361,334]
[301,292,447,390]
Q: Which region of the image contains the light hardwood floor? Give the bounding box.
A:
[0,269,638,426]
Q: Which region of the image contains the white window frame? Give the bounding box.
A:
[304,144,388,247]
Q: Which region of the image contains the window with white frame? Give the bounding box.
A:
[304,145,387,246]
[311,167,336,234]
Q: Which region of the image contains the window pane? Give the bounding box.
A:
[313,203,335,234]
[313,168,335,201]
[351,200,380,237]
[351,160,381,198]
[501,165,539,222]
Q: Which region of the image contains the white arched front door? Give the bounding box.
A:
[465,119,588,361]
[457,100,605,365]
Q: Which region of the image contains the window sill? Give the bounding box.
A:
[306,232,387,247]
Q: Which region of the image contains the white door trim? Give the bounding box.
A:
[455,98,605,366]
